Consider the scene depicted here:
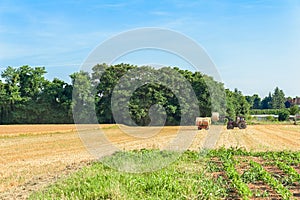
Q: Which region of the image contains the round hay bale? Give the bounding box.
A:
[211,112,219,121]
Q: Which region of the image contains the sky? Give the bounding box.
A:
[0,0,300,98]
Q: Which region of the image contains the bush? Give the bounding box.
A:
[266,116,275,121]
[250,109,281,115]
[278,110,290,121]
[289,105,299,115]
[251,116,257,121]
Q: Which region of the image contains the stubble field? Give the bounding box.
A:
[0,124,299,199]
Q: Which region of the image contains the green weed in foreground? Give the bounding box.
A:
[29,150,227,200]
[29,148,300,200]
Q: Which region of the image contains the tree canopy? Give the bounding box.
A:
[0,64,254,124]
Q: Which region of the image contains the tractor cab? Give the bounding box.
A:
[226,116,247,129]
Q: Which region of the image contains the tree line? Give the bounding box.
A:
[0,66,73,124]
[245,87,299,120]
[0,64,264,125]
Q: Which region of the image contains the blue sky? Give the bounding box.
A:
[0,0,299,97]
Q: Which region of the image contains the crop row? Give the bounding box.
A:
[208,148,299,199]
[30,148,300,200]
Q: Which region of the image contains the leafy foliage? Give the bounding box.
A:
[249,161,292,199]
[0,66,73,124]
[225,89,250,119]
[219,150,253,199]
[30,150,228,200]
[289,105,299,115]
[30,148,300,200]
[278,109,290,121]
[271,87,286,109]
[0,64,250,124]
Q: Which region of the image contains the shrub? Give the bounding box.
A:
[289,105,299,115]
[278,110,290,121]
[250,109,281,115]
[266,116,275,121]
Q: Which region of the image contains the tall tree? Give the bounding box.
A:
[225,89,236,118]
[289,105,299,115]
[18,65,46,100]
[0,64,251,125]
[38,78,73,123]
[261,93,272,109]
[1,66,22,123]
[271,87,285,109]
[225,89,250,118]
[285,97,292,108]
[0,80,8,124]
[246,94,261,109]
[245,96,254,108]
[92,63,135,123]
[252,94,261,109]
[71,71,95,124]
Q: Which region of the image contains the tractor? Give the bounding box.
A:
[226,116,247,129]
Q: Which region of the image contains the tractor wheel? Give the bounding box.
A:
[205,126,209,130]
[238,122,247,129]
[198,127,202,130]
[227,124,234,129]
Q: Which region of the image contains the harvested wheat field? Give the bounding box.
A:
[0,124,300,199]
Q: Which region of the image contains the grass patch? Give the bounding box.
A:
[29,148,300,200]
[29,150,227,200]
[101,125,119,130]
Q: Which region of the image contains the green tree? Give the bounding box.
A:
[252,94,261,109]
[0,80,8,124]
[225,89,236,119]
[245,94,261,109]
[38,78,73,123]
[0,66,72,124]
[271,87,285,109]
[71,71,96,124]
[202,75,226,116]
[13,66,48,123]
[1,66,22,123]
[261,93,272,109]
[289,105,299,115]
[0,64,247,125]
[245,96,254,108]
[178,69,211,117]
[92,63,135,123]
[285,97,292,108]
[18,65,46,100]
[225,89,250,118]
[233,89,250,116]
[278,109,290,121]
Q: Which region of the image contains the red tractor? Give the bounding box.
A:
[226,116,247,129]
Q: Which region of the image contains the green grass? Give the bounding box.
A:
[246,120,295,125]
[29,148,300,200]
[101,125,119,130]
[30,150,227,200]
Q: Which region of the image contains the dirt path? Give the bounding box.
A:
[0,124,299,199]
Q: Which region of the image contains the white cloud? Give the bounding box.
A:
[149,11,171,17]
[87,2,128,10]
